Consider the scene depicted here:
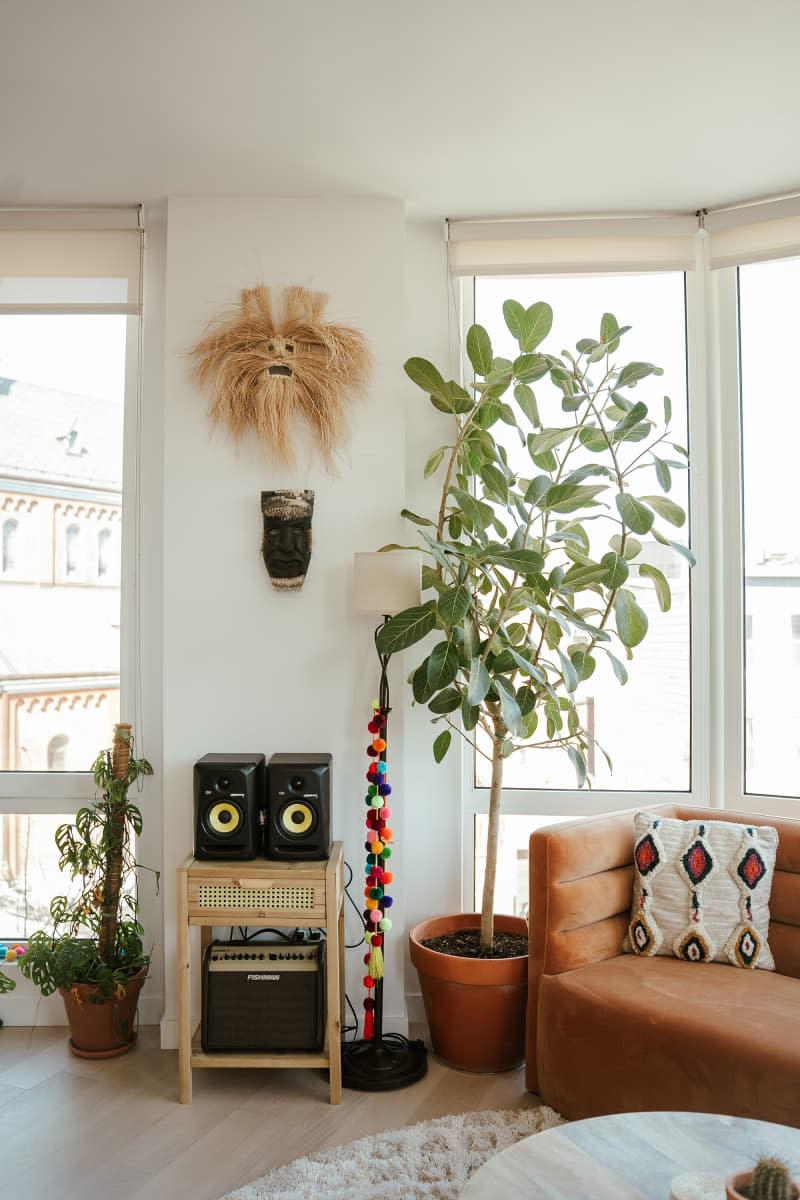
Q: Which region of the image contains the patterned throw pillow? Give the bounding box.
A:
[627,812,779,970]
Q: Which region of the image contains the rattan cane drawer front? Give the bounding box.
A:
[188,874,326,921]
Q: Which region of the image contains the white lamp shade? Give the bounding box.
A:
[353,551,421,616]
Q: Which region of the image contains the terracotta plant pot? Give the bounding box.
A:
[726,1171,800,1200]
[59,969,146,1058]
[409,913,528,1072]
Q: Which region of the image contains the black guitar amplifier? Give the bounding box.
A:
[201,937,325,1053]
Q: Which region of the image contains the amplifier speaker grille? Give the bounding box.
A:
[198,884,315,910]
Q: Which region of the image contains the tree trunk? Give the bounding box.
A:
[98,723,131,965]
[479,728,505,953]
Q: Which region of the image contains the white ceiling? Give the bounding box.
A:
[3,0,800,219]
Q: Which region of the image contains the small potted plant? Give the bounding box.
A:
[727,1156,800,1200]
[2,723,155,1057]
[378,301,691,1069]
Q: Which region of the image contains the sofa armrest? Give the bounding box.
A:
[525,807,642,1094]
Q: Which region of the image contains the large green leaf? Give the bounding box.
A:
[569,647,596,681]
[567,746,587,788]
[449,487,494,531]
[640,494,686,527]
[428,687,463,715]
[609,533,643,560]
[617,361,664,388]
[376,604,437,654]
[652,528,696,566]
[412,661,435,703]
[653,456,672,493]
[514,383,541,428]
[513,353,550,382]
[516,301,553,352]
[529,427,574,455]
[467,656,491,706]
[638,563,672,612]
[600,551,629,588]
[481,546,544,574]
[466,324,493,376]
[558,649,579,693]
[503,299,525,340]
[606,650,629,685]
[433,730,452,763]
[404,357,449,401]
[437,585,471,626]
[494,677,522,736]
[544,482,606,514]
[578,426,609,453]
[480,462,510,503]
[614,589,649,648]
[424,446,447,479]
[400,507,435,528]
[615,493,655,535]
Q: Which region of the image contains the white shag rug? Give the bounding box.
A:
[220,1105,564,1200]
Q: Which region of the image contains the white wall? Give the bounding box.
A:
[158,196,460,1046]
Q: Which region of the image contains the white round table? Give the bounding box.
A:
[460,1110,800,1199]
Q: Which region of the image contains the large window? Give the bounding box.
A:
[739,256,800,797]
[474,272,691,792]
[0,210,142,955]
[448,205,800,911]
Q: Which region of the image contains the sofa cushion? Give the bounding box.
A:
[537,954,800,1125]
[627,811,778,969]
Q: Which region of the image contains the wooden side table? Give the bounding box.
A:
[176,841,344,1104]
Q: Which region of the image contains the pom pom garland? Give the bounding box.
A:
[358,701,399,1041]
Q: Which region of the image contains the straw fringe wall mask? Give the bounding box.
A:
[189,285,372,467]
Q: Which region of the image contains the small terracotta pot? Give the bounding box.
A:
[726,1171,800,1199]
[409,913,528,1072]
[59,969,146,1058]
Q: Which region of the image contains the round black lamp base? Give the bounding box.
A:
[342,1033,428,1091]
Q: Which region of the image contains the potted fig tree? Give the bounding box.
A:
[378,301,692,1070]
[0,723,155,1057]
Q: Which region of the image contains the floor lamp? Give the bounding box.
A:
[341,551,428,1091]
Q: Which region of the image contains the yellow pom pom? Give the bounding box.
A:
[367,943,384,980]
[372,840,384,854]
[4,949,16,963]
[366,897,378,910]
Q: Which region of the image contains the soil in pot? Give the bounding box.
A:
[422,928,528,958]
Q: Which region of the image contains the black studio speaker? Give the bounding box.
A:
[266,753,332,860]
[194,753,265,860]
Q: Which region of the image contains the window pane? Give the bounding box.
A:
[0,813,74,939]
[0,313,125,770]
[474,813,584,917]
[474,274,691,791]
[740,257,800,797]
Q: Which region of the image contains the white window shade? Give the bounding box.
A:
[446,213,698,275]
[705,196,800,269]
[0,206,143,313]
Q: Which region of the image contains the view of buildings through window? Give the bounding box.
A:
[0,311,127,936]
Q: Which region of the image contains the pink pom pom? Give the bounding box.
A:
[369,910,381,924]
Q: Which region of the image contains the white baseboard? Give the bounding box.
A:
[0,991,164,1028]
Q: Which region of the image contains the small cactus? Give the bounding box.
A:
[750,1157,796,1200]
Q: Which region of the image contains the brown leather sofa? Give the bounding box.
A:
[526,804,800,1126]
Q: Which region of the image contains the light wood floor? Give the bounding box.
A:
[0,1026,541,1200]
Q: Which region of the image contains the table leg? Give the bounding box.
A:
[177,866,192,1103]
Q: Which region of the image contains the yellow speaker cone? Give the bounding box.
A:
[280,801,315,835]
[207,801,243,835]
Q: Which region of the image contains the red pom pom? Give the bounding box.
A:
[367,720,380,734]
[371,934,383,946]
[363,975,375,989]
[363,952,371,965]
[364,998,376,1012]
